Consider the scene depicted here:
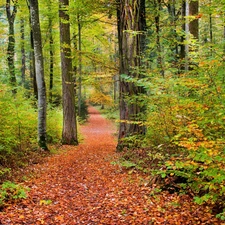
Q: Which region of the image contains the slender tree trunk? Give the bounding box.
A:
[180,0,186,61]
[29,0,48,150]
[6,0,17,93]
[30,37,38,99]
[223,14,225,83]
[20,18,26,86]
[77,14,82,117]
[209,0,213,56]
[189,0,199,39]
[167,0,179,66]
[27,1,38,98]
[49,15,54,103]
[179,0,190,71]
[59,0,78,145]
[154,0,164,77]
[117,0,146,150]
[72,32,77,93]
[184,0,189,71]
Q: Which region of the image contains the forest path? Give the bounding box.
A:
[0,106,220,224]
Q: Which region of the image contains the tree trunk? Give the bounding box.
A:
[167,0,179,67]
[6,0,17,93]
[209,0,213,56]
[117,0,146,150]
[154,0,164,77]
[59,0,78,145]
[29,0,48,150]
[179,0,186,61]
[77,14,82,117]
[189,0,199,39]
[20,18,26,86]
[27,1,38,98]
[48,10,54,104]
[179,0,190,71]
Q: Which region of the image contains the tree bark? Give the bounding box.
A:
[154,0,164,77]
[117,0,146,150]
[48,9,54,104]
[179,0,186,63]
[59,0,78,145]
[77,14,82,117]
[29,0,48,150]
[20,18,26,86]
[6,0,17,93]
[27,0,38,98]
[189,0,199,39]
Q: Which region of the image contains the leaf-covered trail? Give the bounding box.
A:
[0,106,221,224]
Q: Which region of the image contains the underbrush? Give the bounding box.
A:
[0,181,29,209]
[97,104,119,121]
[118,70,225,220]
[0,85,62,183]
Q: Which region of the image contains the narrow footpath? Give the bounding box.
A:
[0,106,221,224]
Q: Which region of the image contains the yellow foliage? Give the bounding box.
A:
[89,91,113,106]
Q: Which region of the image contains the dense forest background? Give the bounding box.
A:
[0,0,225,220]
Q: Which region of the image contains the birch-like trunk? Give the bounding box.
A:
[29,0,48,150]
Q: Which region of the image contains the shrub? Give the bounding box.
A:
[0,84,63,181]
[0,181,29,207]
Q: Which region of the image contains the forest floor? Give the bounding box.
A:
[0,106,223,224]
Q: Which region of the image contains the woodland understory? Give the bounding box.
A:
[0,107,223,224]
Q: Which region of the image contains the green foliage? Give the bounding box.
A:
[119,159,136,169]
[47,107,63,143]
[99,104,119,121]
[0,181,29,207]
[78,98,89,123]
[120,33,225,218]
[0,86,37,163]
[140,59,225,215]
[0,85,63,180]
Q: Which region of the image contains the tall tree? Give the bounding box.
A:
[29,0,48,150]
[77,14,82,117]
[6,0,17,92]
[117,0,146,150]
[20,17,26,86]
[59,0,78,145]
[154,0,164,77]
[27,0,38,98]
[47,1,54,103]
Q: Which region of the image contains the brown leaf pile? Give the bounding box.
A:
[0,107,223,224]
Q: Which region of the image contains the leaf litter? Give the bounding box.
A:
[0,106,223,224]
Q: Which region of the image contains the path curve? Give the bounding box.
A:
[0,106,220,224]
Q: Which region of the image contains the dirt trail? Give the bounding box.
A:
[0,106,221,224]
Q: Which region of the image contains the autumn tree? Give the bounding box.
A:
[29,0,48,150]
[116,0,146,150]
[59,0,78,145]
